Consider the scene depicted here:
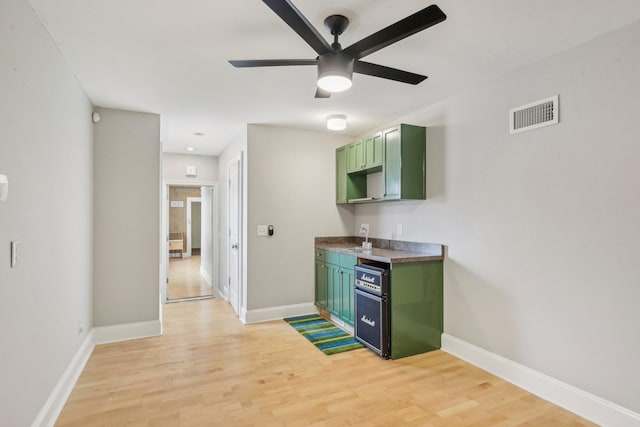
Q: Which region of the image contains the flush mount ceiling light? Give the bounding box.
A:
[185,146,196,152]
[327,114,347,131]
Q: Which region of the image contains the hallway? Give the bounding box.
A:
[168,256,213,301]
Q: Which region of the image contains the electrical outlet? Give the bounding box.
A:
[396,224,403,236]
[257,225,268,236]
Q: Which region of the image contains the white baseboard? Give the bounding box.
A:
[32,319,163,426]
[92,320,162,345]
[30,331,95,427]
[213,287,226,299]
[200,266,213,287]
[243,303,318,324]
[441,334,640,427]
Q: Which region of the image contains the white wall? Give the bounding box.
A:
[93,107,160,326]
[0,1,93,425]
[354,22,640,413]
[162,153,218,182]
[246,125,353,310]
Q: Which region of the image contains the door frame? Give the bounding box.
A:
[161,180,218,304]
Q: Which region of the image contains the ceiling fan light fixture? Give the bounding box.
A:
[317,53,354,93]
[327,114,347,131]
[318,75,352,92]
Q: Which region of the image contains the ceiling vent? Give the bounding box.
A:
[509,95,558,134]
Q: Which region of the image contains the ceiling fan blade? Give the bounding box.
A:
[263,0,333,55]
[343,4,446,60]
[354,61,427,85]
[314,87,331,98]
[229,59,317,67]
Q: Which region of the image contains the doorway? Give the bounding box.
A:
[165,184,216,302]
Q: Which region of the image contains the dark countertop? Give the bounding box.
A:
[315,236,444,264]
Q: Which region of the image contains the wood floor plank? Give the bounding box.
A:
[55,299,596,426]
[167,256,213,300]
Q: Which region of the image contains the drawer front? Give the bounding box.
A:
[315,249,326,262]
[169,241,183,250]
[340,254,357,269]
[325,250,340,265]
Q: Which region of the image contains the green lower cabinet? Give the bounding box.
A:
[339,266,355,325]
[389,260,443,359]
[314,250,357,326]
[314,260,328,310]
[330,264,341,316]
[339,254,357,325]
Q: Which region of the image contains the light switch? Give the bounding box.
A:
[10,240,19,268]
[0,174,8,202]
[257,225,268,236]
[185,165,197,177]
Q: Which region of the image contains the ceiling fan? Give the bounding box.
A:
[229,0,446,98]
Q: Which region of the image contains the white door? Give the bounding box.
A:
[186,197,202,257]
[228,158,242,316]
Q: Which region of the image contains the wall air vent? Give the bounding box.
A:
[509,95,558,134]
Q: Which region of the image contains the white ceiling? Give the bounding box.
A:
[28,0,640,156]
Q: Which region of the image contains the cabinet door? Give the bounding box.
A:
[332,266,342,316]
[347,139,365,173]
[314,260,328,309]
[364,132,383,169]
[383,126,402,199]
[340,266,355,325]
[335,146,347,204]
[327,264,341,316]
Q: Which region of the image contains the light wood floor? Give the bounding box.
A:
[168,256,213,300]
[55,299,596,426]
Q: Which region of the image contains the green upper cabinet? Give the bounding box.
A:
[335,123,426,204]
[382,124,426,201]
[347,139,365,173]
[336,146,366,204]
[364,131,383,170]
[336,146,348,204]
[347,134,383,174]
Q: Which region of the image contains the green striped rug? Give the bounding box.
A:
[284,314,364,355]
